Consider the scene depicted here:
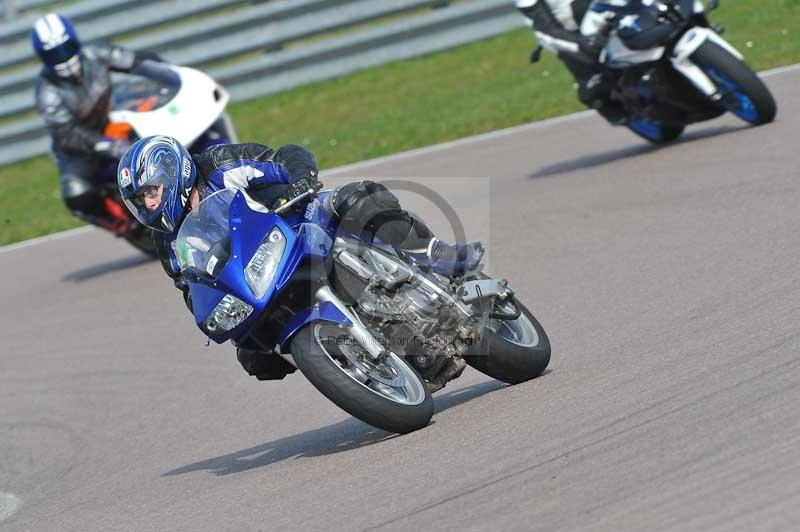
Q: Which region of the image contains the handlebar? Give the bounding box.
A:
[272,181,324,214]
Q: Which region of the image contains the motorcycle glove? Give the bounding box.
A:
[578,33,608,60]
[270,176,319,211]
[94,138,131,159]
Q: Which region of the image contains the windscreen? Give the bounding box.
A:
[111,62,181,112]
[176,189,237,277]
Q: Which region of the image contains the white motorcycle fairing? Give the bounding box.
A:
[108,65,230,147]
[602,36,666,68]
[602,21,744,100]
[669,27,744,97]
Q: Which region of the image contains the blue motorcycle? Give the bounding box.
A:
[529,0,776,143]
[605,0,777,142]
[175,187,551,433]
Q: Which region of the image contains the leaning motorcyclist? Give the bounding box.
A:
[32,13,163,232]
[117,136,484,380]
[516,0,628,123]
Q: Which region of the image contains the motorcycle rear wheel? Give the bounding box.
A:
[464,298,551,385]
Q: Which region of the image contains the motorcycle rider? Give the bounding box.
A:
[117,136,484,380]
[516,0,628,123]
[32,13,163,232]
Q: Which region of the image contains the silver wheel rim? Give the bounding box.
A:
[490,302,540,348]
[313,324,427,406]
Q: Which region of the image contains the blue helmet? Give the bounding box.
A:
[31,13,82,78]
[118,136,197,233]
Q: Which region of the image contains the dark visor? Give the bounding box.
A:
[41,40,79,66]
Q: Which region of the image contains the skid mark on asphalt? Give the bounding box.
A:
[0,493,21,522]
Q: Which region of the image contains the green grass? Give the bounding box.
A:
[1,0,798,245]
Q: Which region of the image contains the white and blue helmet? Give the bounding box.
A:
[118,136,198,233]
[31,13,82,78]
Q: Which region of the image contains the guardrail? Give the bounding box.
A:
[2,0,59,21]
[0,0,525,166]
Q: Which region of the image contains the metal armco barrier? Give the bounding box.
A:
[0,0,525,166]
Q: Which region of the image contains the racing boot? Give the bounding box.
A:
[237,346,297,381]
[579,73,628,125]
[72,206,129,235]
[403,239,484,277]
[426,357,467,393]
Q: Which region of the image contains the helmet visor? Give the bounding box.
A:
[52,54,81,78]
[40,40,80,66]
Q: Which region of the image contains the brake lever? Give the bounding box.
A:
[272,181,323,214]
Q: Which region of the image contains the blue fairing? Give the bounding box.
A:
[284,191,336,230]
[186,194,299,343]
[628,118,664,141]
[279,302,353,350]
[185,190,343,344]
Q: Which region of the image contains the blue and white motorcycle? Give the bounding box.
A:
[175,187,550,434]
[575,0,775,142]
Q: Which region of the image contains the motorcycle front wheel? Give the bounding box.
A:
[691,41,777,125]
[290,321,434,434]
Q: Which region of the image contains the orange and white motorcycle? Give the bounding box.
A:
[94,62,237,254]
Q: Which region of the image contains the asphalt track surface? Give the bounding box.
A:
[2,66,799,532]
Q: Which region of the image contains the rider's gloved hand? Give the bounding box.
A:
[270,175,320,211]
[578,33,607,60]
[109,139,132,159]
[95,137,132,159]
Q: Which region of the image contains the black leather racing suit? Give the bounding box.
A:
[154,143,437,380]
[516,0,627,119]
[35,43,161,220]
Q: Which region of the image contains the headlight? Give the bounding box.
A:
[203,294,253,334]
[245,227,285,298]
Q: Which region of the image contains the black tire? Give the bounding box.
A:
[464,299,551,385]
[290,322,434,434]
[627,121,685,144]
[124,228,158,257]
[691,41,776,125]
